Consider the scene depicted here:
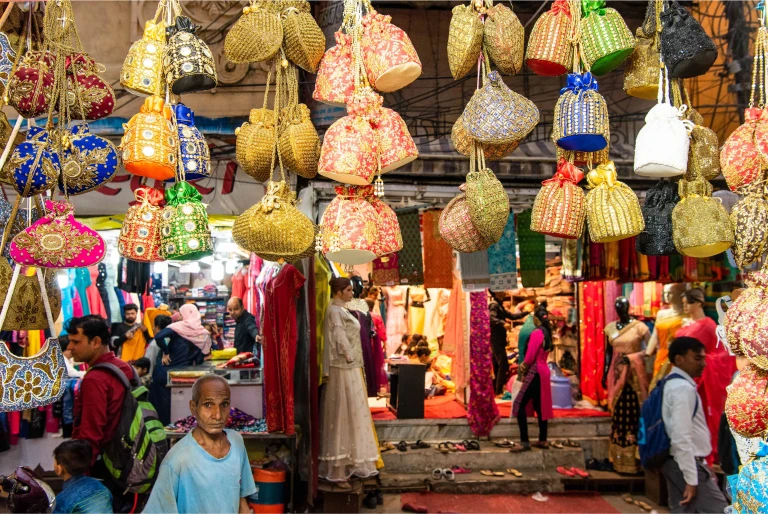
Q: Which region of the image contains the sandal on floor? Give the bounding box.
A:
[463,440,480,451]
[622,496,633,504]
[532,441,550,450]
[494,439,516,448]
[437,442,450,453]
[480,470,494,477]
[451,466,472,474]
[556,466,575,477]
[492,471,505,477]
[454,443,466,452]
[565,439,581,447]
[506,468,523,477]
[411,440,430,449]
[551,442,564,449]
[570,467,589,478]
[380,441,396,452]
[396,441,409,452]
[635,500,652,512]
[509,444,531,453]
[446,442,458,452]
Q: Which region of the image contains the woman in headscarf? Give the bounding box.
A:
[149,303,212,424]
[510,302,554,451]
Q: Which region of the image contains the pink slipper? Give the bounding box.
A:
[556,466,575,477]
[570,467,589,478]
[451,466,472,474]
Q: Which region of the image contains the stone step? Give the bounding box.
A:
[379,470,566,494]
[374,417,611,443]
[381,443,586,474]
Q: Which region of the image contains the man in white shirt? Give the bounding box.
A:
[661,337,729,513]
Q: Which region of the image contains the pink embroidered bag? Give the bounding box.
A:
[361,8,421,93]
[312,31,354,107]
[10,200,106,268]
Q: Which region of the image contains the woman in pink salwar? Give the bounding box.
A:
[511,303,554,451]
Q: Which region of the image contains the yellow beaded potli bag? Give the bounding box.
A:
[585,160,644,243]
[224,0,283,64]
[672,174,734,258]
[447,2,483,80]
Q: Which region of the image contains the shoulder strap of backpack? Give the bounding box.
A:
[90,362,139,390]
[664,373,699,419]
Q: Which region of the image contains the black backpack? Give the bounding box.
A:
[91,363,168,494]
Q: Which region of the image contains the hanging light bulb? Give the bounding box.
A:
[211,261,225,281]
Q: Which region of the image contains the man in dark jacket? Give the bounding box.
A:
[227,297,260,356]
[489,291,526,396]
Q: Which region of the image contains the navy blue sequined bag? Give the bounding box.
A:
[7,126,60,197]
[169,103,210,182]
[59,124,119,196]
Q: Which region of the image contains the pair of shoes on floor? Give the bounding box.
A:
[363,490,384,509]
[586,458,614,471]
[556,466,589,478]
[623,496,652,511]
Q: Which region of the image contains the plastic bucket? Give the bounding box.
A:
[248,468,286,513]
[551,375,573,409]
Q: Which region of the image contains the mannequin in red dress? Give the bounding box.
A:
[675,288,736,463]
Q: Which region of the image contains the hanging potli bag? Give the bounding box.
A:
[0,196,36,258]
[447,1,483,80]
[10,200,106,268]
[725,363,768,438]
[224,0,283,64]
[462,70,539,145]
[483,3,524,76]
[375,102,418,173]
[439,184,492,254]
[552,72,609,152]
[120,96,177,181]
[721,107,764,192]
[171,103,210,182]
[59,123,119,196]
[6,124,60,197]
[164,16,217,95]
[236,67,276,183]
[730,183,768,269]
[636,178,679,256]
[160,181,213,260]
[281,0,325,73]
[313,31,354,106]
[685,104,720,181]
[0,257,60,331]
[361,2,421,92]
[729,442,768,514]
[118,186,165,262]
[672,174,734,258]
[319,184,381,265]
[65,53,115,121]
[367,187,403,256]
[531,158,586,239]
[724,269,768,368]
[465,146,509,244]
[585,160,644,243]
[579,0,635,76]
[233,180,316,263]
[624,0,660,100]
[6,50,55,118]
[634,69,693,177]
[121,19,166,97]
[659,0,717,79]
[451,115,519,160]
[525,0,573,77]
[278,64,319,179]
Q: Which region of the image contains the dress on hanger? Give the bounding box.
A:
[384,286,407,355]
[231,268,247,300]
[86,266,107,319]
[74,268,92,316]
[407,286,430,336]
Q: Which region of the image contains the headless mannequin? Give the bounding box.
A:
[646,283,686,357]
[603,297,631,387]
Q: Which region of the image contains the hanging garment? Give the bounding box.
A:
[422,210,454,289]
[487,212,517,290]
[372,254,400,286]
[74,268,92,316]
[459,250,490,291]
[396,208,424,285]
[117,257,151,295]
[246,254,263,319]
[579,281,607,406]
[231,268,247,300]
[95,263,111,321]
[605,320,650,474]
[263,264,306,435]
[354,311,378,397]
[85,266,107,319]
[315,257,331,383]
[517,210,545,287]
[676,316,737,463]
[467,291,500,437]
[423,289,449,342]
[406,286,429,336]
[384,286,407,355]
[603,281,622,326]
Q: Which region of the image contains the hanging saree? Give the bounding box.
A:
[562,237,584,282]
[517,210,545,287]
[442,269,462,357]
[603,241,619,280]
[396,208,424,285]
[459,250,490,291]
[605,320,650,474]
[372,254,400,286]
[422,210,453,289]
[603,281,621,326]
[487,212,517,290]
[467,291,500,437]
[579,281,607,406]
[315,257,331,383]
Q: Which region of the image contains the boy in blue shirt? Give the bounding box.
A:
[53,440,113,514]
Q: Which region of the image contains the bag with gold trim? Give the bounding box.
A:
[447,2,483,81]
[0,258,61,331]
[439,184,492,254]
[118,187,165,263]
[236,68,276,183]
[725,363,768,438]
[0,265,65,412]
[121,19,166,97]
[525,0,573,77]
[160,182,213,261]
[224,0,283,64]
[553,72,609,152]
[531,159,585,239]
[120,96,177,181]
[624,0,660,100]
[585,160,644,243]
[484,4,524,76]
[580,0,635,76]
[361,5,421,92]
[164,16,217,95]
[59,123,119,196]
[6,124,60,197]
[730,184,768,269]
[319,184,380,265]
[672,174,733,258]
[465,147,509,244]
[281,0,325,74]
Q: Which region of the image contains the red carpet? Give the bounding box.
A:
[400,492,620,513]
[371,395,609,421]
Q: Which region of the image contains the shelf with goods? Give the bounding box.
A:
[169,295,228,326]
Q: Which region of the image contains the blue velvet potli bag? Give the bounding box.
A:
[7,125,60,197]
[553,72,610,153]
[59,123,119,196]
[168,103,210,182]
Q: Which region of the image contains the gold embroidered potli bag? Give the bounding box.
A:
[483,4,524,76]
[447,2,483,80]
[585,160,644,243]
[465,144,509,244]
[439,184,492,254]
[624,0,661,100]
[672,174,734,258]
[224,0,282,64]
[278,64,319,179]
[235,67,276,183]
[730,183,768,269]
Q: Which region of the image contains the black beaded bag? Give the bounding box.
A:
[636,179,680,256]
[660,2,717,79]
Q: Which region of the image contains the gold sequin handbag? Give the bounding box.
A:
[438,184,492,254]
[0,266,64,412]
[447,2,483,80]
[235,67,276,183]
[461,70,539,145]
[531,158,586,239]
[224,0,283,64]
[164,16,217,95]
[525,0,573,77]
[0,258,61,331]
[585,160,644,243]
[552,72,610,152]
[278,64,319,179]
[233,180,316,262]
[730,184,768,269]
[451,115,519,160]
[685,105,720,181]
[121,19,166,97]
[483,4,524,76]
[580,0,635,76]
[672,174,734,258]
[281,0,325,74]
[623,0,660,100]
[465,146,509,244]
